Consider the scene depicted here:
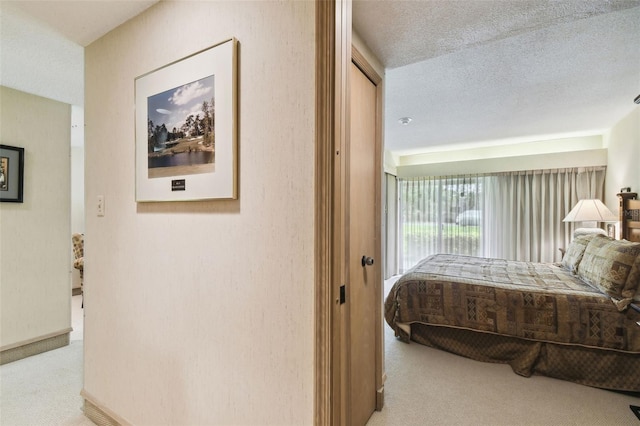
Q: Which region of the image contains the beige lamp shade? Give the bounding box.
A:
[562,199,617,223]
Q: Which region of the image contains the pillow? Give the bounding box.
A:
[561,234,598,273]
[577,235,640,310]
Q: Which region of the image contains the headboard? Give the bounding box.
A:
[618,192,640,242]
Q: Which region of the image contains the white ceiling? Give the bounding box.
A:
[3,0,639,155]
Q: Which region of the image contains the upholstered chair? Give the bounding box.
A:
[72,233,84,305]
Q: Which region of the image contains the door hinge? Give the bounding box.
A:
[340,284,346,304]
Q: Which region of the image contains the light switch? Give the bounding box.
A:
[97,195,105,216]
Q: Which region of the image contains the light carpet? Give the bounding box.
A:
[0,295,92,426]
[1,292,638,425]
[366,277,639,425]
[0,341,92,426]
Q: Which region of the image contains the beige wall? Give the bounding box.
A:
[70,144,84,290]
[70,105,84,290]
[396,135,608,177]
[397,148,608,178]
[604,108,640,214]
[0,86,71,349]
[70,106,85,235]
[83,2,315,424]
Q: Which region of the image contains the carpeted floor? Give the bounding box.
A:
[0,341,92,426]
[0,295,92,426]
[366,276,640,425]
[1,292,638,425]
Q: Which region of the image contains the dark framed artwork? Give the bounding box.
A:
[134,38,238,202]
[0,144,25,203]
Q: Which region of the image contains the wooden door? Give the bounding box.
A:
[348,60,380,426]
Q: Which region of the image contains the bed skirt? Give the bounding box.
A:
[406,323,640,393]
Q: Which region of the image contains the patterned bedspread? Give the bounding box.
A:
[384,254,640,352]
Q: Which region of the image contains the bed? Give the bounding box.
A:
[384,193,640,392]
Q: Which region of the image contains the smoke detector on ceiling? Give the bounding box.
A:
[398,117,412,125]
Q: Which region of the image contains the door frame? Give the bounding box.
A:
[314,0,349,423]
[315,1,384,423]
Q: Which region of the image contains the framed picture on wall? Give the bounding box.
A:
[0,144,25,203]
[134,38,238,202]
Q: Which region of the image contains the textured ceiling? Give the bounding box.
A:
[354,0,640,69]
[354,0,640,154]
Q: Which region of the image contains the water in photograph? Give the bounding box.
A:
[148,151,214,169]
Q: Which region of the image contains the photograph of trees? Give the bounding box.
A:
[146,74,216,178]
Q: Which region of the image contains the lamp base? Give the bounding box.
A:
[573,227,607,237]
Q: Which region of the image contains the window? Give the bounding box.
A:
[397,167,606,272]
[399,176,484,271]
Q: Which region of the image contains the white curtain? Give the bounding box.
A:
[399,167,606,272]
[384,173,399,279]
[399,175,486,272]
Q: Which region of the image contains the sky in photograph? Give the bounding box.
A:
[147,74,215,134]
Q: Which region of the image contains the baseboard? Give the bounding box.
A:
[376,385,384,411]
[72,287,83,296]
[0,329,71,365]
[84,400,121,426]
[82,389,132,426]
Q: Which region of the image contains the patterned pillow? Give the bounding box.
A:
[561,234,597,273]
[577,235,640,310]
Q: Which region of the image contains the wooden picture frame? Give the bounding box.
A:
[0,144,25,203]
[135,38,238,202]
